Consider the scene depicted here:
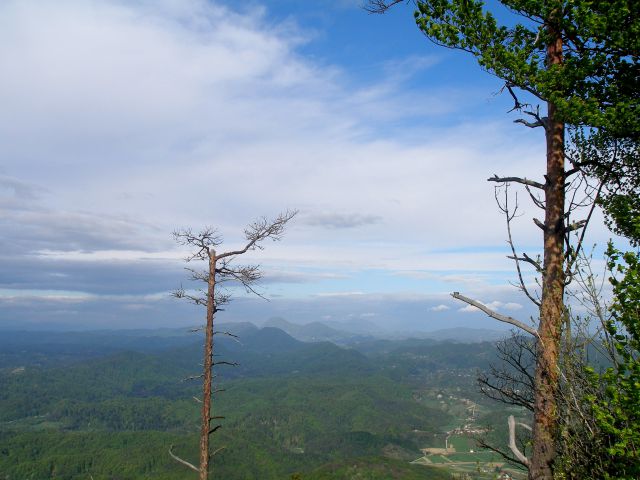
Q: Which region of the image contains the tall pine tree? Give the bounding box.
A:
[368,1,638,478]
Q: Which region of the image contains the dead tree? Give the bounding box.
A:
[169,210,297,480]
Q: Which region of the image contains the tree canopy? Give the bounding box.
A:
[411,0,639,136]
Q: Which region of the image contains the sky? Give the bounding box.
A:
[0,0,612,332]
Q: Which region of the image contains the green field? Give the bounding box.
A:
[448,434,477,451]
[410,393,526,480]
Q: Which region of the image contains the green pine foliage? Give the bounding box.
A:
[412,0,639,136]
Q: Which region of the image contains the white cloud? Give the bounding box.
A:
[315,291,365,297]
[301,212,382,229]
[503,302,524,311]
[484,301,503,310]
[0,0,544,250]
[430,304,450,312]
[459,304,480,313]
[0,0,610,327]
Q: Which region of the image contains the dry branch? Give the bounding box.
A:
[508,415,531,466]
[566,219,587,232]
[451,292,539,337]
[533,218,546,231]
[488,174,545,190]
[479,333,536,411]
[514,118,545,128]
[507,253,542,273]
[169,445,199,473]
[364,0,405,13]
[496,185,542,306]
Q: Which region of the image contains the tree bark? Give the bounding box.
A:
[530,26,565,480]
[199,253,217,480]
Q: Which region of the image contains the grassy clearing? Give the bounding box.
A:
[448,434,476,451]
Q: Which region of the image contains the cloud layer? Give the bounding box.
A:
[0,0,609,329]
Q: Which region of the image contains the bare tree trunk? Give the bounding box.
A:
[530,28,565,480]
[199,254,217,480]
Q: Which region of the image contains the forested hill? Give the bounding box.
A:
[0,326,502,479]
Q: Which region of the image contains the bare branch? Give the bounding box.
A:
[517,421,532,431]
[214,291,232,307]
[525,184,546,210]
[169,445,199,473]
[479,370,534,411]
[186,267,209,283]
[515,103,548,130]
[216,261,268,299]
[172,287,207,306]
[213,330,240,340]
[211,446,226,457]
[451,292,539,337]
[507,253,542,273]
[212,360,239,367]
[479,333,535,411]
[533,218,546,231]
[217,262,262,283]
[508,415,531,466]
[488,174,545,190]
[496,185,541,306]
[363,0,405,13]
[563,175,606,287]
[477,436,530,468]
[514,118,545,128]
[565,160,599,177]
[217,210,298,260]
[504,82,527,112]
[566,219,587,232]
[503,84,547,124]
[173,227,222,261]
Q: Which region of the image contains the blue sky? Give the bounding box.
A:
[0,0,611,332]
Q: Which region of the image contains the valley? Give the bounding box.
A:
[0,323,526,479]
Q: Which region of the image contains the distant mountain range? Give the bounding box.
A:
[260,317,508,344]
[262,317,370,343]
[417,327,510,343]
[0,318,508,371]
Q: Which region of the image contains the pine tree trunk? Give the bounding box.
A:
[530,26,565,480]
[199,254,217,480]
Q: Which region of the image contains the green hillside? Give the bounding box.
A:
[0,327,515,479]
